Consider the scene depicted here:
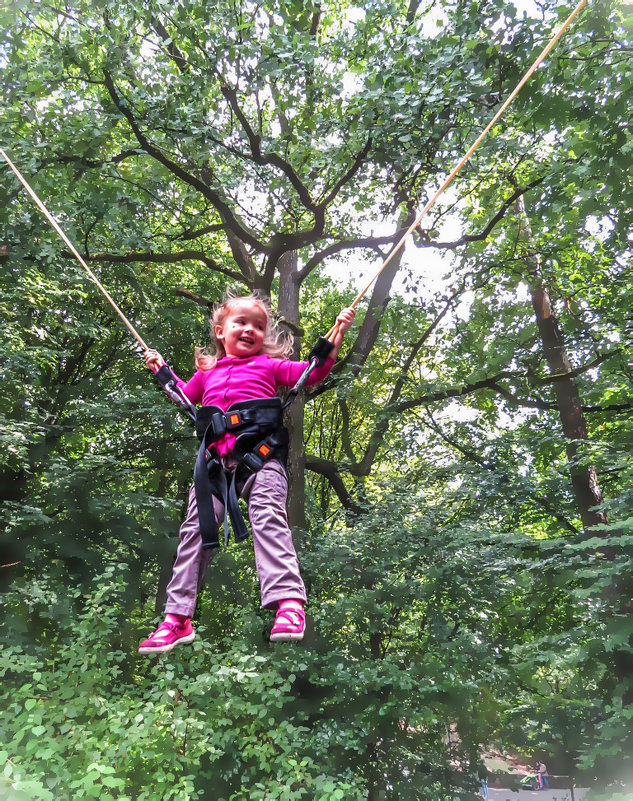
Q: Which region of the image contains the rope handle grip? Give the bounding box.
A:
[155,365,197,422]
[282,336,334,408]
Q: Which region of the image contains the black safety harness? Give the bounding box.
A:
[155,336,333,549]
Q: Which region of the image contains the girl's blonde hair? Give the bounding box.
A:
[194,291,294,370]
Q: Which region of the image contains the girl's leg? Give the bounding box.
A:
[139,486,223,654]
[243,460,306,610]
[164,484,223,617]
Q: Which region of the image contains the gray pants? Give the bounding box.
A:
[165,460,306,616]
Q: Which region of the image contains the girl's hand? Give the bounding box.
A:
[335,306,355,336]
[328,307,356,361]
[144,348,165,372]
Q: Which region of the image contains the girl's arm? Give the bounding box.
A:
[326,307,355,362]
[144,348,204,405]
[272,307,356,387]
[306,306,355,384]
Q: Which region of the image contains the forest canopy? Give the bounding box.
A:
[1,0,632,798]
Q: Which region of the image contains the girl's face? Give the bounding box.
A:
[215,300,267,358]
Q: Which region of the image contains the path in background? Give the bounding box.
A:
[488,788,589,801]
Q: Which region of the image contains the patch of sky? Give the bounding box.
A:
[584,215,615,241]
[321,178,462,300]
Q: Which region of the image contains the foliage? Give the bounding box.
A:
[1,0,632,798]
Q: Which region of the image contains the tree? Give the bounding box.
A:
[1,0,632,797]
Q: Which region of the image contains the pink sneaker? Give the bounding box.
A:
[270,605,305,642]
[138,618,195,655]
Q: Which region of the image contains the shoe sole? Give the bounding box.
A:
[138,631,196,655]
[269,632,304,642]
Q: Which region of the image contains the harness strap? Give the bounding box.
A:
[193,399,288,549]
[195,398,283,440]
[153,345,333,545]
[282,337,334,410]
[194,444,224,549]
[155,365,197,422]
[227,472,249,545]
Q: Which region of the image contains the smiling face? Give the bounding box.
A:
[214,300,268,358]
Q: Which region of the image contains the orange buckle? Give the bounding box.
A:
[228,413,240,426]
[257,443,271,457]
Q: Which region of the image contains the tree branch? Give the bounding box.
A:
[310,4,321,36]
[349,289,462,476]
[305,455,364,516]
[314,247,405,394]
[424,411,580,534]
[174,288,215,309]
[219,85,372,284]
[102,70,267,257]
[89,249,244,282]
[495,385,633,414]
[531,349,620,385]
[151,16,189,73]
[177,223,226,241]
[414,176,547,251]
[37,149,144,170]
[317,135,373,209]
[220,83,317,211]
[296,234,395,282]
[392,373,538,414]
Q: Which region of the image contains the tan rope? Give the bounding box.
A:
[0,147,149,351]
[326,0,587,342]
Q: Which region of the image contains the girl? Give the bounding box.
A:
[139,294,355,653]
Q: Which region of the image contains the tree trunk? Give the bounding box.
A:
[513,196,607,531]
[276,250,307,531]
[513,204,632,716]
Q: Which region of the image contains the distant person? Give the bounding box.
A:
[477,761,489,798]
[537,761,550,790]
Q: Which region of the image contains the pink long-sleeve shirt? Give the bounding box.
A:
[171,352,334,456]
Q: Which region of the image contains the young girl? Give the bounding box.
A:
[139,294,355,653]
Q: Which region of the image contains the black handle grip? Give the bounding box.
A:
[155,364,177,388]
[308,336,333,367]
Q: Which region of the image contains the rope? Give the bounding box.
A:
[325,0,587,342]
[0,147,149,351]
